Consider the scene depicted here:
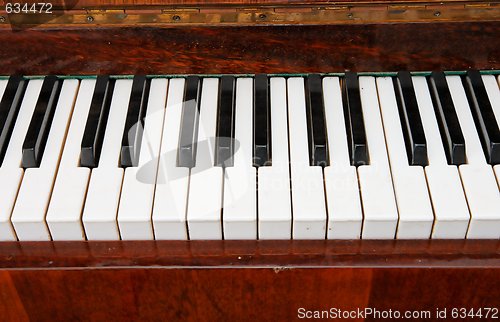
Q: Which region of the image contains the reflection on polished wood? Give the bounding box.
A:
[0,240,498,321]
[0,240,499,268]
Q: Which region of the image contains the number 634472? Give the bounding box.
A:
[5,2,53,14]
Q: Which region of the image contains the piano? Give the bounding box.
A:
[0,0,499,320]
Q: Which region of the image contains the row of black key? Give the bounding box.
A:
[81,75,153,169]
[174,71,496,169]
[0,72,497,171]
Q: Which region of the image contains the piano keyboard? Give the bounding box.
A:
[0,71,499,241]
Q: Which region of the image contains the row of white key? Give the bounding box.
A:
[0,75,499,240]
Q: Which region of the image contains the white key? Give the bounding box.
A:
[376,77,433,239]
[46,80,95,240]
[258,78,292,240]
[446,76,500,238]
[82,80,132,241]
[0,80,7,96]
[12,80,79,241]
[287,77,327,239]
[0,79,13,240]
[483,75,500,184]
[357,77,398,239]
[223,78,257,240]
[152,79,190,240]
[187,78,223,240]
[413,76,470,238]
[118,79,168,240]
[0,80,43,240]
[323,77,362,239]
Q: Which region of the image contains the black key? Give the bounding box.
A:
[177,76,201,168]
[428,71,466,165]
[22,76,62,168]
[342,72,369,166]
[0,75,27,166]
[463,70,500,165]
[81,76,115,168]
[215,76,236,167]
[120,75,150,168]
[253,74,271,167]
[394,71,428,166]
[305,74,329,167]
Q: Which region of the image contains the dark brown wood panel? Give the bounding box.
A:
[0,22,498,75]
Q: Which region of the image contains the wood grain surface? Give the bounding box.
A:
[0,240,499,321]
[0,22,498,75]
[0,268,498,321]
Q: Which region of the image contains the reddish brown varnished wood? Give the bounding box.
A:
[2,268,498,321]
[0,22,498,75]
[1,240,500,268]
[0,241,499,321]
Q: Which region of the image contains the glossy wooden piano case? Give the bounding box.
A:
[0,0,499,321]
[0,240,499,321]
